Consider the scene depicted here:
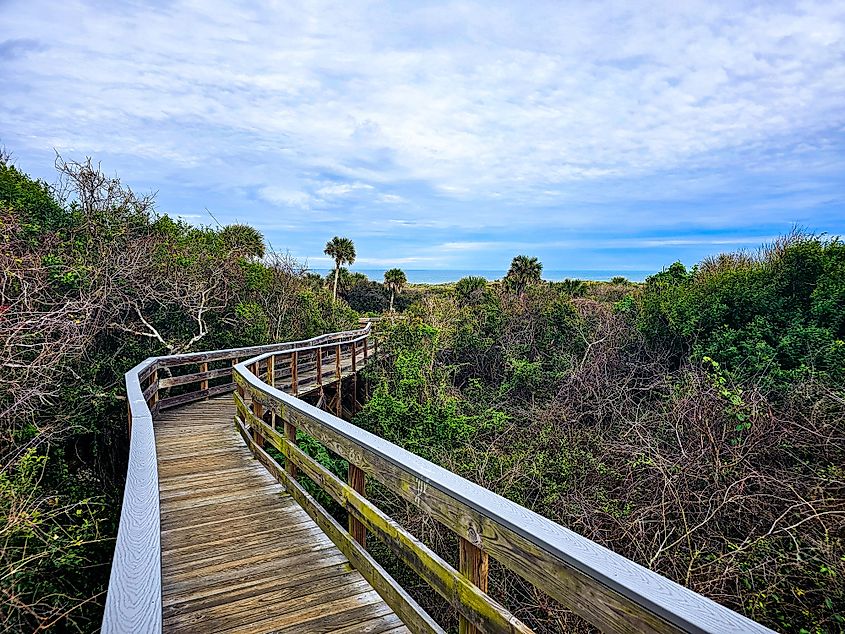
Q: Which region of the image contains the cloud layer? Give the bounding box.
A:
[2,0,844,271]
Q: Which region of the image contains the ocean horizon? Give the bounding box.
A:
[314,269,657,284]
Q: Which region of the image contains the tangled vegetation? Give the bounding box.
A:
[355,238,844,633]
[0,156,356,631]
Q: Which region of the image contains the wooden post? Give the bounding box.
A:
[268,355,275,387]
[316,348,323,386]
[335,344,342,416]
[285,420,298,478]
[291,351,298,396]
[459,538,489,634]
[335,344,342,378]
[149,369,158,408]
[348,464,366,547]
[252,400,265,448]
[199,362,208,397]
[351,341,358,414]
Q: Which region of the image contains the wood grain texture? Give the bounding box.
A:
[102,358,162,634]
[154,398,407,634]
[459,538,489,634]
[348,463,367,547]
[235,413,442,634]
[238,405,532,634]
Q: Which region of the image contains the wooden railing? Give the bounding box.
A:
[233,337,776,634]
[102,323,373,633]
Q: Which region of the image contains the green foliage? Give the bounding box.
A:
[356,237,844,631]
[0,156,361,630]
[383,268,407,311]
[505,254,543,295]
[220,223,265,258]
[324,236,356,300]
[453,275,488,304]
[0,162,67,240]
[557,278,587,296]
[637,234,845,391]
[344,280,390,313]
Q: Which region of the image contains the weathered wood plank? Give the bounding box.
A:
[235,414,445,634]
[459,537,490,634]
[242,408,530,634]
[348,463,367,547]
[158,366,231,389]
[103,358,162,634]
[157,382,235,410]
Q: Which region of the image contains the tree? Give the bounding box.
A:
[324,236,356,301]
[384,268,407,312]
[506,255,543,296]
[454,275,488,304]
[220,223,265,258]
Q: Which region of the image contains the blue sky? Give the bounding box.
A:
[1,0,844,274]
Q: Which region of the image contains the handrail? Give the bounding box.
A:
[233,338,775,634]
[103,322,372,633]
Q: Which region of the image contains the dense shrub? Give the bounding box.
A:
[357,243,844,633]
[0,156,358,630]
[637,233,845,391]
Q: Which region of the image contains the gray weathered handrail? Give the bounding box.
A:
[234,338,775,634]
[103,323,372,633]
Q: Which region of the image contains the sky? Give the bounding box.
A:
[2,0,844,274]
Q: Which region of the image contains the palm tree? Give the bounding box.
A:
[324,236,356,300]
[506,255,543,296]
[454,275,487,304]
[383,268,407,312]
[220,223,265,258]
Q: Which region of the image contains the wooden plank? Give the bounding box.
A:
[161,554,351,612]
[162,559,356,624]
[243,409,529,634]
[235,414,444,634]
[158,366,230,389]
[157,382,235,410]
[348,464,367,547]
[103,358,161,634]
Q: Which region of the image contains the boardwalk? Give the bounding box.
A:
[106,323,775,634]
[156,398,408,634]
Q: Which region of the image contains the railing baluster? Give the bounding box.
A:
[335,344,342,416]
[351,342,357,414]
[458,538,489,634]
[149,368,158,409]
[285,419,298,478]
[199,361,208,397]
[291,351,298,396]
[348,464,366,547]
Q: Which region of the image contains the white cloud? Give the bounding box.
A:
[1,0,842,264]
[315,182,373,197]
[258,186,311,209]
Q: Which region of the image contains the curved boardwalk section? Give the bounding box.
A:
[155,397,408,634]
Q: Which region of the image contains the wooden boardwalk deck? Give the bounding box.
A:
[155,398,408,634]
[107,324,775,634]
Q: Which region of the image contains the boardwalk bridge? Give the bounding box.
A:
[103,322,774,634]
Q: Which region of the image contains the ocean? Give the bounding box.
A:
[315,269,656,284]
